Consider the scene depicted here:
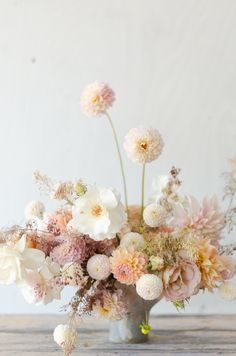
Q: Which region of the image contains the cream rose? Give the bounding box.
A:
[0,236,45,285]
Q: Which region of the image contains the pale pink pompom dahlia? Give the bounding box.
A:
[80,82,115,116]
[110,247,148,285]
[124,127,164,164]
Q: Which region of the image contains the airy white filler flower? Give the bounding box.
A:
[68,186,126,241]
[87,254,111,280]
[124,127,164,164]
[24,200,45,220]
[0,235,45,285]
[136,274,163,300]
[120,232,145,250]
[143,203,167,227]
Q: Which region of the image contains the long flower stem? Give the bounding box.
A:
[141,164,146,222]
[105,112,129,217]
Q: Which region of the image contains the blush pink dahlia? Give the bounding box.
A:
[110,247,148,285]
[124,127,164,164]
[80,82,115,116]
[172,196,225,239]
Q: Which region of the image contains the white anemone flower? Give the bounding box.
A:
[68,186,127,241]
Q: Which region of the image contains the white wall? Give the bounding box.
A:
[0,0,236,314]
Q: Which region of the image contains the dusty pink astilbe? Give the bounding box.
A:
[50,236,86,266]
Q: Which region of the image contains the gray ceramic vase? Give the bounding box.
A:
[109,286,159,343]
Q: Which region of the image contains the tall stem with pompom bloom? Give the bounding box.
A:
[141,164,146,223]
[105,112,129,217]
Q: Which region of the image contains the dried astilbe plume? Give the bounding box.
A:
[34,171,74,202]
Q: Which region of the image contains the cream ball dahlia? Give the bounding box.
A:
[143,203,167,227]
[80,82,115,116]
[53,324,76,347]
[124,127,164,164]
[136,274,163,300]
[87,254,111,280]
[120,232,145,250]
[24,200,45,220]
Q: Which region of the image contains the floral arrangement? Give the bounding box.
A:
[0,82,236,355]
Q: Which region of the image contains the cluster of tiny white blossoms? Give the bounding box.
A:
[0,81,235,356]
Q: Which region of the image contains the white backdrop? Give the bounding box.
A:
[0,0,236,314]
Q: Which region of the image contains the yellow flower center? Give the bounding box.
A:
[91,204,103,217]
[140,141,148,150]
[92,95,100,105]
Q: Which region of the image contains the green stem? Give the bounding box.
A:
[141,164,146,222]
[105,112,129,217]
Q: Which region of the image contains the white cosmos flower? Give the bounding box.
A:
[120,232,145,250]
[68,186,127,241]
[19,257,61,305]
[0,236,45,285]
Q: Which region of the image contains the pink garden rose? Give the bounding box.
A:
[163,259,201,301]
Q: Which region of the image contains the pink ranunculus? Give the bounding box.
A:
[163,260,201,301]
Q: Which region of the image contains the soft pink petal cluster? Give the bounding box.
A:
[93,289,128,320]
[163,259,201,301]
[50,236,86,266]
[80,82,115,116]
[110,247,148,285]
[172,195,225,239]
[124,127,164,164]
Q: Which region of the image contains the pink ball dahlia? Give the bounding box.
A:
[80,82,115,116]
[110,247,148,285]
[124,127,164,164]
